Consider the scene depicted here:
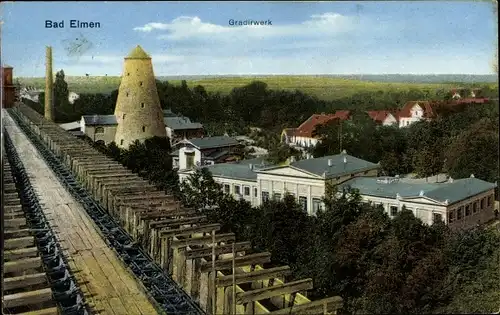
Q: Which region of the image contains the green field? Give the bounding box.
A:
[17,75,498,101]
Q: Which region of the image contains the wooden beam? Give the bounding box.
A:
[2,288,54,308]
[5,218,27,229]
[4,257,42,273]
[185,241,251,260]
[236,278,313,304]
[201,252,272,273]
[171,233,235,248]
[5,236,35,250]
[4,247,39,261]
[266,296,344,315]
[4,273,48,291]
[160,223,221,238]
[4,228,31,238]
[149,216,207,229]
[217,266,292,287]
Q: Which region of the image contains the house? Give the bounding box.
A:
[59,120,85,137]
[163,109,204,144]
[68,91,80,104]
[179,151,381,214]
[80,115,118,145]
[366,110,398,126]
[281,111,351,148]
[173,135,242,170]
[339,175,497,229]
[396,101,436,128]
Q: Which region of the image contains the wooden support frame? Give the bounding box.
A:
[4,273,48,291]
[186,241,251,260]
[2,288,54,309]
[4,247,39,261]
[4,257,42,273]
[5,236,34,250]
[266,296,344,315]
[149,216,207,229]
[236,278,313,304]
[160,223,221,238]
[217,265,291,287]
[200,252,272,273]
[171,233,235,248]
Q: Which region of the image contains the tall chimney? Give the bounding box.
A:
[44,46,54,121]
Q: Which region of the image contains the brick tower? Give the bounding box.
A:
[114,45,166,149]
[2,65,15,108]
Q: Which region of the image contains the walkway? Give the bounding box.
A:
[3,111,158,315]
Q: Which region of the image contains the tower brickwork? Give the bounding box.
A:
[44,46,54,121]
[2,65,15,108]
[114,45,166,149]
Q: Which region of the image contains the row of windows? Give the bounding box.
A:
[223,184,257,198]
[261,192,323,214]
[448,196,492,223]
[386,204,442,223]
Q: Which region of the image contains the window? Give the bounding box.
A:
[185,152,195,169]
[127,72,130,76]
[262,191,270,203]
[235,185,241,195]
[141,102,145,108]
[224,184,230,194]
[433,213,443,224]
[142,126,146,132]
[254,187,258,197]
[139,81,143,86]
[473,202,478,213]
[350,174,355,177]
[312,198,323,214]
[95,127,104,134]
[448,210,455,222]
[363,171,369,175]
[123,114,126,119]
[96,140,105,146]
[465,205,471,216]
[390,206,398,216]
[244,186,250,196]
[481,198,485,209]
[457,207,463,220]
[120,139,124,145]
[289,193,296,200]
[126,92,129,97]
[274,193,282,201]
[299,196,307,213]
[488,196,492,207]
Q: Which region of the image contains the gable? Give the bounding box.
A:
[400,196,443,206]
[411,104,423,112]
[257,166,322,179]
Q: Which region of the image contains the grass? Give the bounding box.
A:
[17,75,498,101]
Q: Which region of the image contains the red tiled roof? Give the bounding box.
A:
[396,101,438,119]
[366,110,394,123]
[453,98,489,104]
[285,111,351,138]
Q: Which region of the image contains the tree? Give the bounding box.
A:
[53,70,70,121]
[444,118,499,182]
[180,168,225,210]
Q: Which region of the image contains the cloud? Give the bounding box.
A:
[134,13,356,41]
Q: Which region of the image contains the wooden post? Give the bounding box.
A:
[211,230,216,315]
[232,241,236,315]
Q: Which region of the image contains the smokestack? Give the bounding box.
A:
[327,159,333,166]
[44,46,54,121]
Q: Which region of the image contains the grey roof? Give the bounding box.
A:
[198,158,274,181]
[187,136,240,150]
[59,121,81,131]
[82,115,117,125]
[259,152,379,179]
[163,109,176,117]
[340,176,497,205]
[164,116,203,131]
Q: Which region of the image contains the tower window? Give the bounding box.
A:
[139,81,143,86]
[120,139,124,145]
[126,92,129,97]
[141,103,145,108]
[142,126,146,132]
[127,72,130,76]
[122,114,126,119]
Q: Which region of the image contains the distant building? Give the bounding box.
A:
[281,111,351,149]
[396,101,436,128]
[340,175,497,229]
[163,109,204,145]
[68,91,80,104]
[2,65,16,108]
[366,110,398,126]
[172,135,242,170]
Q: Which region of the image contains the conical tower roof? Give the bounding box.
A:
[125,45,151,59]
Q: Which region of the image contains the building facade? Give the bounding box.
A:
[179,152,381,215]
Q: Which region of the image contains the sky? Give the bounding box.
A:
[1,1,498,77]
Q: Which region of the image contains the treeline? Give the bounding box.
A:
[22,69,497,134]
[180,168,500,314]
[309,102,499,183]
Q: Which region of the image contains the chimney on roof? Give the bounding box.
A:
[249,164,253,170]
[343,156,347,164]
[396,193,401,200]
[342,149,347,154]
[419,190,425,196]
[328,159,333,167]
[448,177,454,183]
[470,174,475,178]
[444,199,449,205]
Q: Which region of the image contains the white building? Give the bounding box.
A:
[179,152,381,216]
[397,101,434,128]
[366,111,398,126]
[179,152,497,229]
[340,175,497,229]
[68,91,80,104]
